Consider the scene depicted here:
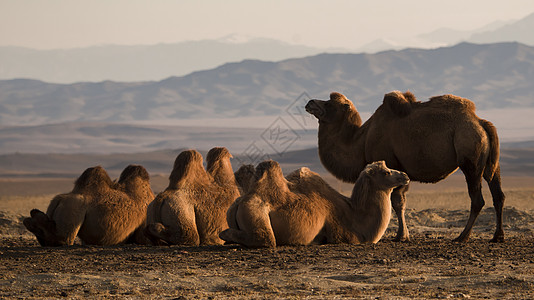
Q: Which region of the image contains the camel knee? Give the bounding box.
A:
[220,228,275,248]
[391,188,408,213]
[469,195,485,214]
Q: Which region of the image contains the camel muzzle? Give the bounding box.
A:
[305,100,324,118]
[398,173,410,186]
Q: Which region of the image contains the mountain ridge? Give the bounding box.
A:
[1,42,533,126]
[1,12,533,83]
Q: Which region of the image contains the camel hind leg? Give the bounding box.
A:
[146,207,200,246]
[219,198,276,247]
[486,165,505,242]
[391,184,410,242]
[23,209,63,246]
[454,160,485,242]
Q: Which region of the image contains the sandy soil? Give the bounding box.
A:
[1,176,533,299]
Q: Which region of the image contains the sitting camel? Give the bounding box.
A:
[219,160,409,247]
[305,91,505,242]
[145,147,241,246]
[23,165,154,246]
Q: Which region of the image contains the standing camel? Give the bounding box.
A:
[219,160,409,247]
[305,91,505,242]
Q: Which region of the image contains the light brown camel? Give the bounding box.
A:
[305,91,505,242]
[23,165,154,246]
[219,160,409,247]
[145,147,241,246]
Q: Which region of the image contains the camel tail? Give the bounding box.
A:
[480,118,500,180]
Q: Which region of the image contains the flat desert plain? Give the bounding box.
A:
[1,174,533,299]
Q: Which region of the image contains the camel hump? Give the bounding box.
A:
[206,147,232,163]
[254,160,289,192]
[383,90,419,117]
[255,160,280,178]
[168,149,209,188]
[428,94,476,112]
[234,164,256,193]
[73,166,113,193]
[118,165,150,183]
[285,167,316,183]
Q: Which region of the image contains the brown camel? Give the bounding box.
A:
[219,160,409,247]
[145,147,241,246]
[23,165,154,246]
[305,91,505,242]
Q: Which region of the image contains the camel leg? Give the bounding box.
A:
[454,163,485,242]
[219,201,276,248]
[486,166,505,242]
[145,223,172,245]
[23,209,60,246]
[147,220,200,246]
[391,184,410,242]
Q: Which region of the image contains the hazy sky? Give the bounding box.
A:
[1,0,534,50]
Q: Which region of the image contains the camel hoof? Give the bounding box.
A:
[393,236,410,242]
[452,236,469,243]
[490,236,504,243]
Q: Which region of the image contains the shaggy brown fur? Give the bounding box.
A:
[383,90,419,117]
[234,164,256,194]
[219,160,409,248]
[305,91,505,242]
[145,147,241,246]
[23,165,154,246]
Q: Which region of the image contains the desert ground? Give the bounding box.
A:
[1,173,533,299]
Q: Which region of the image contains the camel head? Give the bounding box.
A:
[361,161,410,190]
[305,92,362,125]
[72,165,113,193]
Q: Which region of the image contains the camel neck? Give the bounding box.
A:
[351,189,392,243]
[317,120,367,183]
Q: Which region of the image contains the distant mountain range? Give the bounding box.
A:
[0,37,341,83]
[0,12,533,83]
[1,42,533,127]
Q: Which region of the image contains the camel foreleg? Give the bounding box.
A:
[391,185,410,242]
